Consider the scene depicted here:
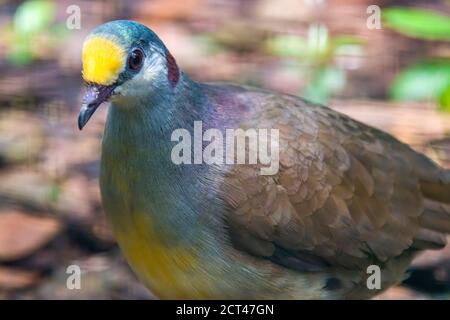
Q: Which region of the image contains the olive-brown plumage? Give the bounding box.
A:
[221,88,450,298]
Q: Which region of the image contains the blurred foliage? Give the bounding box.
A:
[384,6,450,111]
[266,25,363,104]
[439,85,450,111]
[14,0,55,34]
[383,7,450,41]
[3,0,66,65]
[390,60,450,102]
[303,67,346,104]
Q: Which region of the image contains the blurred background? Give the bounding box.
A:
[0,0,449,299]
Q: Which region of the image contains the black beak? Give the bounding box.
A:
[78,84,116,130]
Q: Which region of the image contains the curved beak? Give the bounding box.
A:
[78,84,116,130]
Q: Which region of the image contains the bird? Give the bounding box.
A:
[78,20,450,299]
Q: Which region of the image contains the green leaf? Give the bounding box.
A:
[6,35,33,65]
[305,24,329,59]
[332,35,363,47]
[438,85,450,111]
[266,24,330,62]
[14,0,55,35]
[383,7,450,41]
[266,35,307,57]
[390,60,450,102]
[303,67,346,104]
[47,183,61,204]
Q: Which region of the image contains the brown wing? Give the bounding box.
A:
[221,93,449,271]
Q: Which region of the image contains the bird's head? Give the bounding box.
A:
[78,20,180,129]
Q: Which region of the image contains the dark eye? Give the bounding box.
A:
[128,48,144,71]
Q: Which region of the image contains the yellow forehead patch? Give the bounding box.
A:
[82,36,125,85]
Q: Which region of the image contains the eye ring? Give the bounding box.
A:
[128,48,144,71]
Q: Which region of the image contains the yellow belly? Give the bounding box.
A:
[110,212,215,299]
[101,159,220,298]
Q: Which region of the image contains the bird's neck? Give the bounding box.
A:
[104,73,206,165]
[100,74,225,245]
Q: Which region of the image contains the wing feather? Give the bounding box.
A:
[221,94,449,272]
